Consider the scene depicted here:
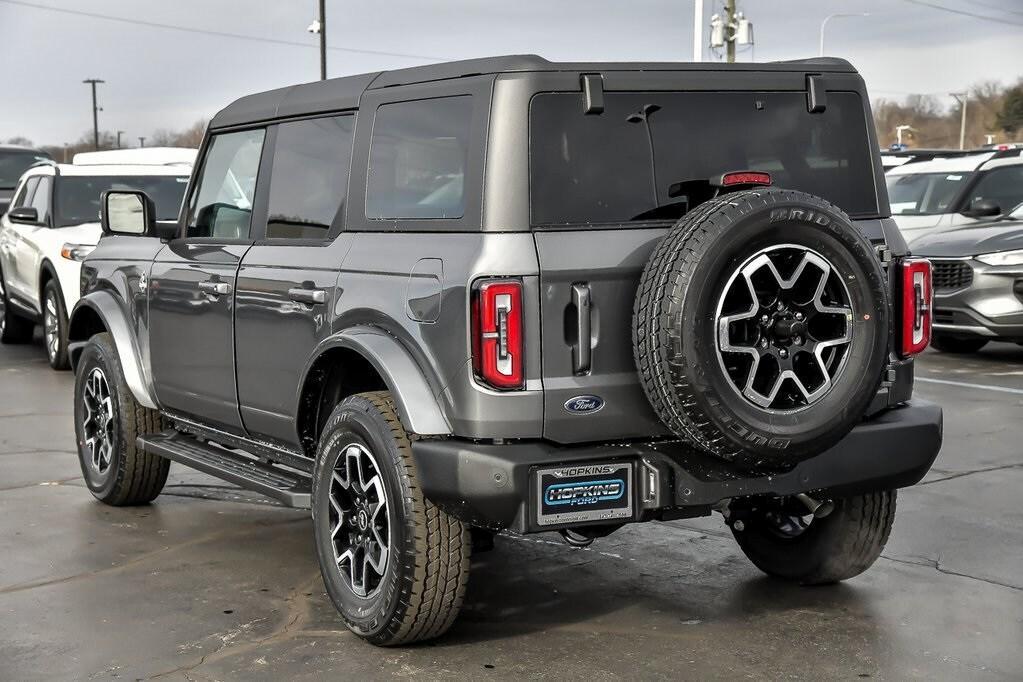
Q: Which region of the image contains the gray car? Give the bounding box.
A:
[913,203,1023,352]
[63,55,941,646]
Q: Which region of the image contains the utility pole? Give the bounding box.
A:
[138,136,146,148]
[319,0,327,80]
[82,78,104,151]
[116,130,124,149]
[693,0,703,62]
[950,92,968,150]
[709,2,752,63]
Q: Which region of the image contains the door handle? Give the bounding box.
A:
[288,287,327,305]
[198,280,231,296]
[571,283,592,375]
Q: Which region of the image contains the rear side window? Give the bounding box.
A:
[187,128,265,240]
[530,91,878,225]
[366,96,472,220]
[265,116,355,240]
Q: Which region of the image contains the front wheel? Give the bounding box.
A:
[930,334,988,354]
[312,391,471,646]
[43,279,70,370]
[74,332,170,505]
[730,491,896,584]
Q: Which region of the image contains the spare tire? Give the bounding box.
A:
[633,189,889,467]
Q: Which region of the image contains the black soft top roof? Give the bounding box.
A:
[209,54,856,130]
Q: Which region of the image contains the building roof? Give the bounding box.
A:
[209,54,856,130]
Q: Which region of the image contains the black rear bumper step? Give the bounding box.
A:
[137,431,311,508]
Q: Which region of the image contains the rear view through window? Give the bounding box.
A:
[530,91,878,225]
[886,172,969,215]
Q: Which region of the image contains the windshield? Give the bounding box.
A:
[886,171,971,216]
[56,174,189,226]
[0,150,52,187]
[529,91,878,226]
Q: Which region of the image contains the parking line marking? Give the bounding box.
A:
[917,376,1023,395]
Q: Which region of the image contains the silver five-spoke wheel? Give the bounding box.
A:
[81,367,114,474]
[715,244,853,412]
[329,443,390,598]
[44,290,60,362]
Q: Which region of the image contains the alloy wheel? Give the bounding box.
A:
[328,442,391,598]
[715,245,853,412]
[81,367,115,474]
[44,291,59,361]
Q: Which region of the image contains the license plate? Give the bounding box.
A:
[534,462,633,527]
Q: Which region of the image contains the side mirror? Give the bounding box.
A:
[964,198,1001,219]
[7,206,39,224]
[100,190,176,239]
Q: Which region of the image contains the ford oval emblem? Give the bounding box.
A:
[564,395,605,414]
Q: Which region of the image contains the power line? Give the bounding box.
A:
[900,0,1023,26]
[960,0,1023,19]
[0,0,449,62]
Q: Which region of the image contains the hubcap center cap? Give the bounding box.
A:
[357,509,369,531]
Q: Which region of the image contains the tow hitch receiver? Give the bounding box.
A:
[534,462,635,527]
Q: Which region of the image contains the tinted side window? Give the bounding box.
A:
[266,116,355,240]
[967,165,1023,213]
[30,177,51,225]
[366,96,472,220]
[186,129,265,240]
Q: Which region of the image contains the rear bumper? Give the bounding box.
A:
[411,400,943,534]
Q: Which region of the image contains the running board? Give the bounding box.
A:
[137,431,311,508]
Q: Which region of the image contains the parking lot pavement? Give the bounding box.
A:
[1,339,1022,681]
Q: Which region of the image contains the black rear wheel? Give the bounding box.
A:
[930,334,987,354]
[730,491,896,584]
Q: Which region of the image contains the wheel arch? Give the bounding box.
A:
[296,326,452,456]
[68,291,158,409]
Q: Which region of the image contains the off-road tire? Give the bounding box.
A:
[0,265,33,344]
[930,334,987,354]
[312,391,471,646]
[633,189,890,466]
[73,332,170,505]
[43,279,70,370]
[731,491,896,584]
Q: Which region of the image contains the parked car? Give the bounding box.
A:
[0,144,53,215]
[912,202,1023,352]
[886,149,1023,245]
[67,56,941,646]
[0,148,194,368]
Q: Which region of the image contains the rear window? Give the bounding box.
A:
[0,150,51,188]
[530,91,878,226]
[56,175,188,226]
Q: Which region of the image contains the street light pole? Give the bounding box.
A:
[318,0,327,80]
[693,0,703,62]
[819,13,870,57]
[138,136,146,148]
[950,92,968,150]
[116,130,124,149]
[82,78,104,151]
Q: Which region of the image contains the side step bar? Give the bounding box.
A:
[137,430,311,508]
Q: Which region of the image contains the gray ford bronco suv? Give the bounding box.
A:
[68,56,942,646]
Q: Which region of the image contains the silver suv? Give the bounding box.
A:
[66,56,942,646]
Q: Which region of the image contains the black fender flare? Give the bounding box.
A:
[301,326,451,436]
[67,290,158,410]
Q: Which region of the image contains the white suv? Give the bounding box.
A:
[886,150,1023,245]
[0,148,194,369]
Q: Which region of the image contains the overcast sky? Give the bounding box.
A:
[1,0,1021,147]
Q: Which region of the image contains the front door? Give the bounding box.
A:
[234,115,356,446]
[149,128,266,430]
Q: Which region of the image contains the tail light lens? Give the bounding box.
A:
[900,258,932,357]
[472,279,524,390]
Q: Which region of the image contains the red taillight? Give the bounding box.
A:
[720,171,772,187]
[472,279,524,390]
[900,258,932,357]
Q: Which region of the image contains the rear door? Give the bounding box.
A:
[149,127,266,430]
[234,115,356,446]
